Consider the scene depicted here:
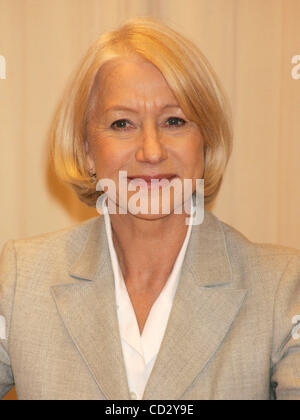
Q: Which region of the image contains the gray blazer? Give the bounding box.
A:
[1,210,300,400]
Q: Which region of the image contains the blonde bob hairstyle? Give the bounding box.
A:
[50,16,233,206]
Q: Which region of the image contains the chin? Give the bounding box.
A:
[108,188,188,218]
[126,197,187,220]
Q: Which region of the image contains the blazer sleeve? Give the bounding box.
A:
[0,240,16,399]
[271,254,300,400]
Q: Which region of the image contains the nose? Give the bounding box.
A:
[135,123,168,163]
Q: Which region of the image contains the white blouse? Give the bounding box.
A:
[102,199,194,400]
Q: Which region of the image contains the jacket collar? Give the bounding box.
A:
[69,208,232,287]
[51,209,247,399]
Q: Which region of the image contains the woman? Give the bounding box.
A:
[1,17,300,401]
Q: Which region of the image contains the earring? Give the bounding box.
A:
[88,170,97,184]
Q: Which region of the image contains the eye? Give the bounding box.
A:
[111,119,133,130]
[165,117,186,128]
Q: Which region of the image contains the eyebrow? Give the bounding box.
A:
[103,104,181,114]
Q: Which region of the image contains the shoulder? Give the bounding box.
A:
[207,211,300,287]
[218,213,300,256]
[2,216,102,272]
[216,213,300,257]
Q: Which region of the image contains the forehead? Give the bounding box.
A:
[92,56,178,108]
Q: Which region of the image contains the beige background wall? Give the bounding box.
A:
[1,0,300,400]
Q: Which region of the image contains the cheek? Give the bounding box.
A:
[180,136,204,177]
[92,141,129,177]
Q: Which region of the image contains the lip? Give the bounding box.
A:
[127,174,177,181]
[127,174,178,189]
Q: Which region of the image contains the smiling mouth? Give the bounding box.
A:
[127,174,178,188]
[128,174,177,181]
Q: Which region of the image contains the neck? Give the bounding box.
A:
[109,210,190,290]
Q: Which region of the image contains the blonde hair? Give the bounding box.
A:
[50,17,233,206]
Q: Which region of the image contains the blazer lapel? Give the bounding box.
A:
[51,209,247,401]
[142,211,248,400]
[51,217,130,400]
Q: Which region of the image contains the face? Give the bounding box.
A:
[86,56,204,219]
